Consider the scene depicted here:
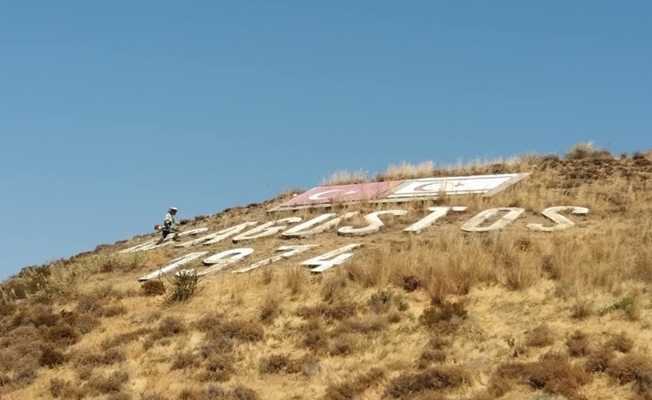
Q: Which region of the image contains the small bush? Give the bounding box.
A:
[566,331,590,357]
[158,316,185,337]
[385,366,469,398]
[524,324,554,348]
[171,352,200,370]
[40,345,67,367]
[218,319,264,342]
[496,353,590,399]
[164,270,199,304]
[325,368,385,400]
[88,371,129,394]
[605,332,633,353]
[141,280,166,296]
[259,297,281,324]
[198,354,234,382]
[259,354,290,374]
[607,353,652,383]
[585,347,613,373]
[419,301,467,335]
[102,303,128,318]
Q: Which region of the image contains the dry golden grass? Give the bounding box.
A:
[2,145,652,399]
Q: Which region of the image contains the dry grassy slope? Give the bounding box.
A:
[2,152,652,400]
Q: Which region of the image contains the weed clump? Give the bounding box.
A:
[566,330,590,357]
[164,269,199,304]
[141,280,166,296]
[496,353,590,399]
[385,366,469,398]
[524,324,555,348]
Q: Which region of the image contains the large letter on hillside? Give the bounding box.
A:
[137,251,209,281]
[199,248,254,276]
[281,212,358,238]
[338,210,407,236]
[175,222,258,248]
[460,208,524,232]
[301,244,362,273]
[120,228,209,253]
[403,206,468,234]
[232,245,318,273]
[232,217,302,243]
[527,206,589,232]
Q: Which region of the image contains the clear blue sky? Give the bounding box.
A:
[1,1,650,280]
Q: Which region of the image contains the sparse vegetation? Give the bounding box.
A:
[2,145,652,399]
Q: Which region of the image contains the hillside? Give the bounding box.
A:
[2,145,652,400]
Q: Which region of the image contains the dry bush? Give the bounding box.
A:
[217,319,264,342]
[328,333,358,356]
[607,353,652,397]
[418,337,449,369]
[164,270,199,304]
[140,392,169,400]
[87,370,129,394]
[419,301,467,335]
[49,378,84,399]
[200,336,234,359]
[198,353,234,382]
[297,301,358,321]
[566,331,590,357]
[102,303,128,318]
[337,315,387,334]
[302,319,329,354]
[171,351,200,370]
[524,324,555,348]
[72,348,126,368]
[101,327,152,351]
[258,353,290,374]
[570,297,594,320]
[377,161,435,181]
[324,368,385,400]
[585,347,614,373]
[141,280,166,296]
[496,353,590,399]
[322,169,368,185]
[321,273,349,302]
[158,316,186,337]
[284,266,305,296]
[605,332,633,353]
[259,295,281,324]
[39,344,67,367]
[286,354,321,377]
[384,366,469,398]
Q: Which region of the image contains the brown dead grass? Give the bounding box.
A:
[4,146,652,400]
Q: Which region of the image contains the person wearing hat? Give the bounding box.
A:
[161,207,179,241]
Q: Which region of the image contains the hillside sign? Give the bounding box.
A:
[119,175,588,281]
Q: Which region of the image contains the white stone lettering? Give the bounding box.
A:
[232,217,302,243]
[460,207,525,232]
[301,244,362,273]
[338,210,407,236]
[281,212,358,238]
[232,245,318,274]
[137,251,209,282]
[200,248,255,276]
[403,206,468,234]
[527,206,589,232]
[176,222,258,248]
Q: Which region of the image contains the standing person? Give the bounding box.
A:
[161,207,178,241]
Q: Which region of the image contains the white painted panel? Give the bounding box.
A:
[232,217,302,243]
[404,206,467,234]
[232,245,318,274]
[460,207,524,232]
[199,248,254,276]
[281,212,358,238]
[338,210,407,236]
[388,173,526,198]
[301,244,362,273]
[527,206,589,232]
[137,252,209,282]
